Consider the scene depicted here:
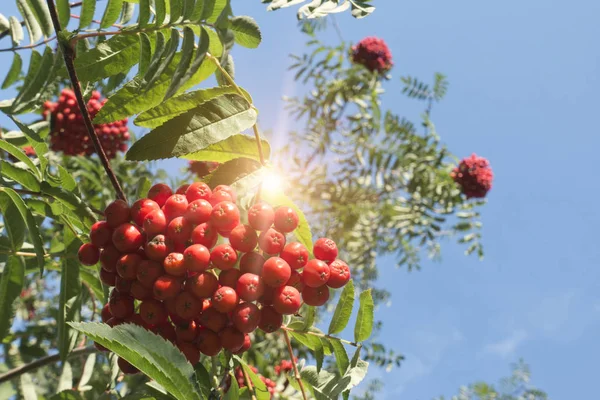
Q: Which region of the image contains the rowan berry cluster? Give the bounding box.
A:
[451,154,493,199]
[274,358,296,375]
[351,37,393,73]
[188,160,220,178]
[77,181,351,375]
[42,89,129,158]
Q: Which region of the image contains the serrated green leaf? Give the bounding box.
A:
[329,339,349,376]
[0,139,40,178]
[315,338,325,373]
[154,0,167,25]
[57,0,71,27]
[164,27,196,100]
[100,0,124,28]
[126,94,257,161]
[20,372,37,400]
[144,29,180,90]
[202,0,227,23]
[0,161,40,191]
[120,2,136,24]
[328,280,355,335]
[40,182,97,228]
[182,0,196,20]
[5,115,48,173]
[79,0,96,28]
[12,46,54,113]
[302,306,316,331]
[171,26,210,97]
[230,16,261,48]
[0,256,24,341]
[189,0,205,21]
[138,32,153,75]
[169,0,183,23]
[354,289,374,343]
[207,157,262,189]
[27,0,53,37]
[69,322,203,400]
[288,330,322,352]
[138,0,151,27]
[17,0,42,44]
[193,362,212,399]
[2,53,22,89]
[0,193,25,251]
[58,238,81,361]
[183,133,268,165]
[136,177,152,200]
[8,17,23,46]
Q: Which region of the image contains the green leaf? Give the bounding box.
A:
[328,280,355,335]
[75,33,143,83]
[189,0,205,21]
[77,353,96,389]
[182,0,196,20]
[100,0,124,29]
[49,391,85,400]
[230,16,261,49]
[0,188,45,273]
[329,339,349,376]
[202,0,227,23]
[58,244,81,361]
[6,115,48,173]
[2,53,22,89]
[120,1,136,24]
[17,0,42,44]
[224,373,239,400]
[136,177,152,200]
[79,0,96,28]
[69,322,203,400]
[0,160,40,191]
[288,330,322,352]
[126,94,257,161]
[154,0,167,25]
[302,306,316,331]
[27,0,53,37]
[184,134,269,164]
[138,0,151,27]
[0,193,25,251]
[315,338,325,373]
[8,16,23,46]
[138,33,153,76]
[0,139,40,178]
[354,289,374,343]
[57,361,73,392]
[172,26,210,97]
[193,362,212,400]
[80,268,104,301]
[144,29,180,90]
[164,27,197,100]
[207,157,262,188]
[12,46,56,113]
[20,372,37,400]
[233,356,270,400]
[169,0,183,23]
[56,0,71,27]
[0,256,24,341]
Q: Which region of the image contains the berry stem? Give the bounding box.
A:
[282,326,360,347]
[46,0,128,203]
[241,366,258,400]
[282,329,308,400]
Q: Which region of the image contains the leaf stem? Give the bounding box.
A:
[46,0,127,202]
[282,326,360,347]
[241,365,258,400]
[282,329,308,400]
[0,36,56,52]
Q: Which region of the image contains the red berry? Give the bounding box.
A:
[101,303,112,322]
[118,357,139,375]
[178,341,200,365]
[302,259,331,288]
[232,302,260,333]
[351,37,393,73]
[152,323,177,342]
[153,275,183,300]
[105,200,130,228]
[258,228,286,255]
[302,285,330,306]
[220,327,245,352]
[210,244,238,270]
[313,238,338,262]
[140,299,168,325]
[183,244,210,273]
[128,313,152,329]
[145,234,171,262]
[248,203,274,231]
[115,276,132,293]
[90,221,112,248]
[100,245,121,272]
[273,286,302,315]
[210,201,240,232]
[185,199,212,224]
[258,306,283,333]
[280,242,309,270]
[229,224,258,253]
[112,223,143,253]
[286,270,304,291]
[130,198,160,226]
[208,189,234,207]
[116,253,142,280]
[274,207,299,233]
[148,183,173,207]
[233,334,251,354]
[78,243,100,266]
[196,328,222,356]
[163,195,189,221]
[185,182,212,202]
[164,252,187,277]
[219,269,242,288]
[175,291,201,320]
[214,185,236,202]
[176,320,199,342]
[186,272,218,299]
[451,154,493,199]
[143,209,168,237]
[176,184,190,195]
[109,293,135,319]
[262,257,291,288]
[212,286,238,313]
[327,260,351,288]
[100,268,117,286]
[197,306,228,332]
[166,217,193,244]
[239,252,265,275]
[137,260,164,288]
[259,285,276,305]
[236,273,264,302]
[190,223,218,249]
[130,280,152,300]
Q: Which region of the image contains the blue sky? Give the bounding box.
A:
[2,1,600,399]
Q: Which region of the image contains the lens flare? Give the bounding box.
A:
[262,170,284,194]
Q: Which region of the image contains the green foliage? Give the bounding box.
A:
[329,280,355,335]
[0,256,25,341]
[262,0,375,19]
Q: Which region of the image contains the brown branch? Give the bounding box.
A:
[282,330,308,400]
[46,0,127,202]
[0,36,56,52]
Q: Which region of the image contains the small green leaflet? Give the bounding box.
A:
[8,16,23,46]
[79,0,96,29]
[58,230,81,361]
[233,356,270,400]
[2,53,22,89]
[207,157,263,189]
[354,289,374,343]
[100,0,124,29]
[230,16,262,49]
[26,0,53,37]
[0,192,25,250]
[328,280,355,335]
[163,27,195,100]
[183,134,269,164]
[329,339,349,375]
[202,0,228,23]
[17,0,42,44]
[0,139,40,178]
[0,160,40,191]
[56,0,71,27]
[0,256,25,342]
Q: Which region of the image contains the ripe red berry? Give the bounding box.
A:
[197,306,228,333]
[351,37,393,73]
[130,280,153,300]
[212,286,238,313]
[152,323,177,342]
[101,303,112,322]
[176,184,190,195]
[166,217,193,244]
[258,306,283,333]
[302,285,330,306]
[262,257,291,288]
[196,328,222,356]
[229,224,258,253]
[210,201,240,232]
[140,299,168,325]
[143,209,168,237]
[233,334,251,354]
[175,291,201,320]
[137,260,165,288]
[286,270,304,291]
[163,252,187,277]
[186,272,218,299]
[176,320,199,342]
[259,286,276,305]
[313,238,338,262]
[109,293,135,319]
[148,183,173,207]
[239,252,265,275]
[115,276,132,293]
[153,275,183,300]
[236,273,264,302]
[190,223,218,249]
[183,244,210,273]
[105,200,130,228]
[451,154,493,199]
[185,199,212,224]
[130,198,160,226]
[258,228,286,255]
[144,234,171,262]
[90,221,112,248]
[100,245,121,272]
[78,243,100,266]
[232,302,261,333]
[100,268,117,286]
[118,357,140,375]
[273,286,302,315]
[185,182,212,202]
[116,253,142,280]
[219,269,242,288]
[280,242,309,270]
[214,185,236,201]
[208,189,234,207]
[112,223,143,253]
[248,203,274,231]
[327,259,351,288]
[220,327,245,352]
[210,244,238,270]
[302,259,331,288]
[163,194,189,221]
[274,207,299,233]
[178,341,201,365]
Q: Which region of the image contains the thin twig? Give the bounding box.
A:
[46,0,127,202]
[282,330,308,400]
[70,14,123,29]
[0,36,56,52]
[0,250,50,258]
[241,366,258,400]
[0,346,95,384]
[282,326,360,347]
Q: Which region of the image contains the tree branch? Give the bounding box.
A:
[282,330,308,400]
